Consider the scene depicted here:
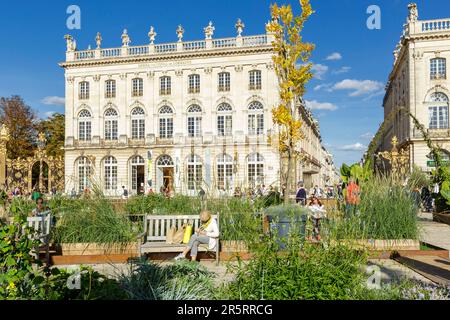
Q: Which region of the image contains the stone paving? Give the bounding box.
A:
[418,212,450,254]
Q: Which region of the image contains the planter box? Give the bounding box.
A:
[61,243,138,256]
[331,239,420,251]
[220,240,248,253]
[433,212,450,226]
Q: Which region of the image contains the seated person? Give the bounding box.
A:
[31,197,48,217]
[307,196,327,241]
[175,210,219,262]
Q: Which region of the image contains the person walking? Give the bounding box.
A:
[345,179,360,218]
[121,186,129,199]
[307,196,326,241]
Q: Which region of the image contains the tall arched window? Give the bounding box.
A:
[76,157,92,193]
[104,108,118,140]
[78,109,92,141]
[248,153,264,187]
[187,105,202,137]
[104,156,118,191]
[217,103,233,136]
[159,106,173,138]
[131,107,145,139]
[217,154,233,191]
[187,154,202,191]
[248,101,264,135]
[430,58,446,80]
[429,92,449,129]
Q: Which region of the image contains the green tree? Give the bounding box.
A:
[0,95,37,159]
[37,113,65,158]
[266,0,315,203]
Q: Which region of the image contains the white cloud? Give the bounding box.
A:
[332,66,351,74]
[326,52,342,61]
[311,63,329,80]
[41,96,65,106]
[360,132,374,139]
[332,79,384,97]
[313,83,334,92]
[44,111,56,118]
[338,143,367,152]
[305,100,338,111]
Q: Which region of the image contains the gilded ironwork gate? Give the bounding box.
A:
[1,130,64,194]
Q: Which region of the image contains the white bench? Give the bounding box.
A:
[137,214,220,265]
[27,213,52,264]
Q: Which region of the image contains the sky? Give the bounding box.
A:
[0,0,449,169]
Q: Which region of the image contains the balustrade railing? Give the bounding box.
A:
[242,35,268,47]
[155,43,177,53]
[421,19,450,33]
[70,34,270,61]
[212,38,237,48]
[183,40,206,51]
[128,46,149,56]
[101,48,121,58]
[75,50,95,60]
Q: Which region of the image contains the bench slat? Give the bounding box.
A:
[155,219,160,237]
[149,218,154,237]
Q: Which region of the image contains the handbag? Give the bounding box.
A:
[166,226,177,244]
[172,225,186,244]
[183,224,193,244]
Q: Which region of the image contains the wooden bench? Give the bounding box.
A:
[137,214,220,265]
[27,213,52,264]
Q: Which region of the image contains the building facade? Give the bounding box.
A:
[60,21,335,197]
[373,3,450,174]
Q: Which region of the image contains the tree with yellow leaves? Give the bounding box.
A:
[267,0,315,203]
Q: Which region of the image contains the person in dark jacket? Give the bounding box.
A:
[296,183,307,205]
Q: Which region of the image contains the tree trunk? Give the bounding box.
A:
[284,147,294,204]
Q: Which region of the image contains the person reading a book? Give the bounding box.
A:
[175,210,219,262]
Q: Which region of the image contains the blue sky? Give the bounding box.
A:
[0,0,449,168]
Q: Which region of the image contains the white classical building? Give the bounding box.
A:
[60,21,334,197]
[374,3,450,173]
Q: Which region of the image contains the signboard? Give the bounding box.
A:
[427,160,450,167]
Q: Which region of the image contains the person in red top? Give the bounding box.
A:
[345,178,360,218]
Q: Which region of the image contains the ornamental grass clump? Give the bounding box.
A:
[118,260,215,300]
[328,176,419,240]
[54,197,135,244]
[221,240,368,300]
